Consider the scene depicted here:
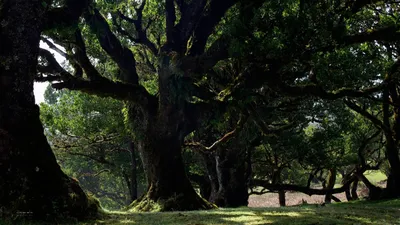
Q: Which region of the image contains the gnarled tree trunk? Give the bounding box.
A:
[128,62,215,211]
[0,0,97,220]
[204,148,249,207]
[130,126,214,211]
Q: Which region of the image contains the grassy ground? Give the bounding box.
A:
[2,199,399,224]
[2,194,398,225]
[246,170,387,208]
[84,199,399,225]
[363,171,387,185]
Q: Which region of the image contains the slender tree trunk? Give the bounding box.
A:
[188,172,212,200]
[351,179,359,200]
[324,169,337,204]
[278,190,286,207]
[202,153,220,202]
[0,0,97,220]
[358,174,382,200]
[206,149,249,207]
[129,142,138,201]
[345,188,352,201]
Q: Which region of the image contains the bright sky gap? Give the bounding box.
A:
[34,41,66,104]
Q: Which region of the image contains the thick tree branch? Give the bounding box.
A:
[84,8,139,84]
[280,82,384,100]
[357,130,382,168]
[165,0,176,45]
[181,36,230,78]
[116,1,158,55]
[37,48,156,108]
[185,114,248,152]
[41,38,69,59]
[44,0,90,30]
[175,0,187,13]
[344,99,389,132]
[61,151,116,167]
[69,28,110,81]
[251,177,357,196]
[37,48,73,80]
[346,0,383,14]
[137,47,157,73]
[188,0,237,56]
[52,78,155,107]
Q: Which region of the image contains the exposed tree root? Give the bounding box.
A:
[128,192,217,212]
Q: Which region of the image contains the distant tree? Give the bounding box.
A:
[40,87,145,209]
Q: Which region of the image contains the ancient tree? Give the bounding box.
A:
[0,0,98,220]
[36,0,256,211]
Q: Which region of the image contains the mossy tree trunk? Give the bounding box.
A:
[132,132,213,211]
[0,0,97,220]
[128,62,215,211]
[324,169,337,204]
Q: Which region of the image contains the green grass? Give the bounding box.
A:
[2,199,399,225]
[89,199,400,225]
[335,170,387,186]
[364,171,387,185]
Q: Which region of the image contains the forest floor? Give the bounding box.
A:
[248,171,387,207]
[89,199,400,225]
[6,199,399,225]
[4,172,397,224]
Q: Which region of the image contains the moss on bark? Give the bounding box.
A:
[129,191,216,212]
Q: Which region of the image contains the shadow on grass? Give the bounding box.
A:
[2,199,399,224]
[81,203,400,225]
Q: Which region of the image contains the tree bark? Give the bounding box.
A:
[278,190,286,207]
[324,169,337,204]
[205,148,249,207]
[129,142,138,202]
[120,52,215,211]
[188,172,212,200]
[382,83,400,198]
[0,0,97,220]
[351,179,359,200]
[358,174,382,200]
[130,132,214,211]
[202,153,220,202]
[384,138,400,198]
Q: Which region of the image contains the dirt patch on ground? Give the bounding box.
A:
[248,192,345,207]
[248,182,384,207]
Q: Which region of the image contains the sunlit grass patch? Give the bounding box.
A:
[363,171,387,184]
[2,199,399,224]
[79,199,400,225]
